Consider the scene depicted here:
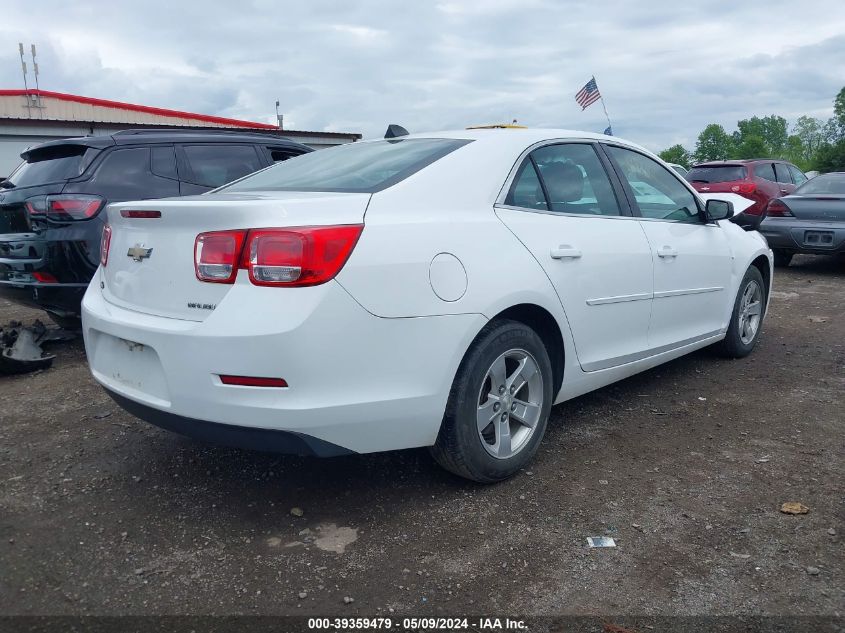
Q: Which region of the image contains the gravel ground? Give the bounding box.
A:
[0,255,843,619]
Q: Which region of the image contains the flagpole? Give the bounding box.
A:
[594,75,613,134]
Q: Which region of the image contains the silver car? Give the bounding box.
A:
[759,172,845,267]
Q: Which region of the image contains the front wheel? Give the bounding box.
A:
[716,266,766,358]
[430,320,553,483]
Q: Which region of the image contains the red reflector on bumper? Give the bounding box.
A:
[33,272,58,283]
[219,375,288,388]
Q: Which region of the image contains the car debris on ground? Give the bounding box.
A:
[0,320,76,375]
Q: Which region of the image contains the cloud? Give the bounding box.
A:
[0,0,843,151]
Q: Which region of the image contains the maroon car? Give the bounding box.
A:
[686,159,808,229]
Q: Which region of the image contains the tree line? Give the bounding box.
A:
[659,87,845,173]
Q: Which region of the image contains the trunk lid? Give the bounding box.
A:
[101,191,370,321]
[783,195,845,221]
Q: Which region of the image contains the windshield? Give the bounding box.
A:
[796,173,845,195]
[6,145,96,188]
[220,138,471,194]
[686,165,747,183]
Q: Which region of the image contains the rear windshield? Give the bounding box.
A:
[220,138,471,193]
[6,145,95,188]
[796,173,845,195]
[686,165,747,183]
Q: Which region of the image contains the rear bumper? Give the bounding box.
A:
[105,389,353,456]
[759,218,845,254]
[82,274,485,454]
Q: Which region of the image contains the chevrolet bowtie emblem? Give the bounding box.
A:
[127,244,153,262]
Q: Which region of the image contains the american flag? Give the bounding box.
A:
[575,77,602,110]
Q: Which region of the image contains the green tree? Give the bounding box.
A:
[832,87,845,139]
[733,115,788,157]
[813,139,845,172]
[659,144,692,167]
[734,134,770,159]
[694,124,733,162]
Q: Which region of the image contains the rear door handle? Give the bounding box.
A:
[657,246,678,258]
[550,245,582,259]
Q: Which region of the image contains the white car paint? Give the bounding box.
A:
[81,129,772,457]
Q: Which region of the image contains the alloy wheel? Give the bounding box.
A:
[476,349,544,459]
[739,280,763,345]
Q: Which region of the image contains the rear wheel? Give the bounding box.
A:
[430,320,553,483]
[772,250,793,267]
[716,266,766,358]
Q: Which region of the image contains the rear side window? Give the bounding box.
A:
[774,164,792,184]
[221,138,471,193]
[7,145,95,187]
[88,147,179,201]
[509,143,621,216]
[506,161,548,210]
[182,144,263,188]
[686,165,746,183]
[754,163,777,182]
[267,146,301,162]
[151,146,177,180]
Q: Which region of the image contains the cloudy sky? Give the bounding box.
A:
[2,0,844,152]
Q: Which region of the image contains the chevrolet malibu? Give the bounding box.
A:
[82,129,772,482]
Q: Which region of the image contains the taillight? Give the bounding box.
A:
[33,272,58,283]
[765,199,794,217]
[730,182,757,195]
[246,226,363,287]
[25,195,105,220]
[194,225,363,287]
[100,224,112,267]
[194,230,247,283]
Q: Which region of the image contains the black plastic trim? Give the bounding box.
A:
[105,390,355,457]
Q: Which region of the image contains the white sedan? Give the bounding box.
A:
[82,129,772,482]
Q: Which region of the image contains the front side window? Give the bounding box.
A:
[506,143,621,216]
[182,144,263,188]
[789,165,808,186]
[607,145,700,222]
[222,138,471,194]
[774,163,792,184]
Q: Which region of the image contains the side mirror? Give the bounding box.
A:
[705,198,734,222]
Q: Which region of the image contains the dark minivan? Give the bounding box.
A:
[0,129,311,325]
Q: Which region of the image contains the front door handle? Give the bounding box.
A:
[657,245,678,258]
[550,245,582,259]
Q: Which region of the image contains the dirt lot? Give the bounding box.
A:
[1,256,843,621]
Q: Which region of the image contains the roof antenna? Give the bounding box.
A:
[384,124,409,139]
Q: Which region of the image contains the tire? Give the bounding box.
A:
[772,250,793,267]
[430,319,554,483]
[716,266,766,358]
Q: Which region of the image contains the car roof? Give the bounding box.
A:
[692,159,791,167]
[365,128,653,156]
[21,128,310,160]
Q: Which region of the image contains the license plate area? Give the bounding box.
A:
[89,331,171,406]
[804,230,834,246]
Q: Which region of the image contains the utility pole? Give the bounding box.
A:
[275,100,283,129]
[18,43,32,118]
